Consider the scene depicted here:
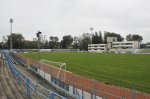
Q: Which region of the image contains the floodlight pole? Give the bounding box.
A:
[10,18,13,51]
[90,27,94,44]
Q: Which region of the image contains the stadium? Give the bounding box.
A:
[1,47,150,99]
[1,0,150,99]
[0,29,150,99]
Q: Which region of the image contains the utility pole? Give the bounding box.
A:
[10,18,13,51]
[36,30,42,61]
[36,30,42,72]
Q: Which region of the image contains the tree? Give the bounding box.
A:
[99,31,103,44]
[0,42,4,49]
[22,40,36,49]
[92,31,103,44]
[104,31,124,43]
[60,35,73,49]
[7,33,25,49]
[72,36,79,49]
[126,34,143,42]
[43,40,49,49]
[126,34,133,41]
[79,33,91,51]
[132,34,143,42]
[2,36,8,48]
[92,32,99,44]
[49,36,59,49]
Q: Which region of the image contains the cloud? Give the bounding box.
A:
[0,0,150,42]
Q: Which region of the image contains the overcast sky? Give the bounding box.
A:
[0,0,150,42]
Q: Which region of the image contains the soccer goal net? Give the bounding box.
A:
[39,59,67,80]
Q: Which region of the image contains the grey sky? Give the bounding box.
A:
[0,0,150,42]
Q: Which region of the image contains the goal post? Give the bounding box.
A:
[39,59,67,81]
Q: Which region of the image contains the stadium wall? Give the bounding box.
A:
[13,53,150,99]
[15,49,79,53]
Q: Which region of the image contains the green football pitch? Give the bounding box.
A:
[22,52,150,93]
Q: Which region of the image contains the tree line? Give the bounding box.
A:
[0,31,143,51]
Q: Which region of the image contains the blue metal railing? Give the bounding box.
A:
[3,50,67,99]
[11,52,81,99]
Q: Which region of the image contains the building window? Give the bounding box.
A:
[126,43,132,45]
[113,38,116,41]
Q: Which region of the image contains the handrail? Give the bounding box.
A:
[3,50,67,99]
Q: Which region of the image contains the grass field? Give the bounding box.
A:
[22,52,150,93]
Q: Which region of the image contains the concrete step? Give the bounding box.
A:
[3,60,23,99]
[5,61,38,99]
[0,61,7,99]
[0,61,16,99]
[0,81,7,99]
[3,63,24,99]
[6,61,41,99]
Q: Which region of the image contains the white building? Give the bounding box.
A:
[146,45,150,48]
[112,41,140,49]
[88,44,107,52]
[33,38,38,41]
[88,37,140,53]
[107,37,117,50]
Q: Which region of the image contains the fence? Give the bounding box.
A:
[12,52,150,99]
[14,49,79,53]
[3,50,67,99]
